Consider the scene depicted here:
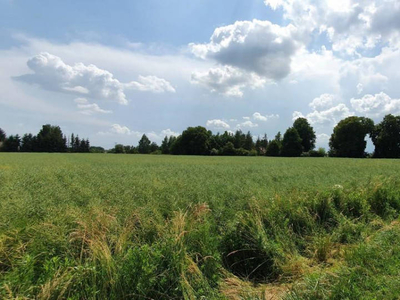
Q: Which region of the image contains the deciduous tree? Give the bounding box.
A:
[293,117,316,152]
[281,127,303,157]
[329,116,374,158]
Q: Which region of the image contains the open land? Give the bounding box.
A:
[1,154,400,299]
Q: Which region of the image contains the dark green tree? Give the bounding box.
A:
[168,136,177,153]
[170,135,183,155]
[178,126,211,155]
[138,134,151,154]
[244,131,254,151]
[2,135,21,152]
[371,114,400,158]
[0,128,5,143]
[293,117,316,152]
[150,142,159,153]
[265,140,280,156]
[36,124,67,152]
[114,144,124,154]
[275,132,282,144]
[255,134,268,155]
[161,136,169,154]
[221,142,236,156]
[20,133,36,152]
[234,130,245,149]
[281,127,303,157]
[329,116,374,158]
[90,146,105,153]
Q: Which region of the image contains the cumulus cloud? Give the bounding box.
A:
[264,0,400,55]
[110,124,138,135]
[236,120,259,129]
[309,94,339,111]
[73,97,112,115]
[294,94,353,126]
[206,119,230,130]
[126,75,175,93]
[350,92,400,118]
[190,20,300,80]
[77,103,112,115]
[15,52,175,105]
[253,112,279,121]
[191,66,266,97]
[161,129,179,137]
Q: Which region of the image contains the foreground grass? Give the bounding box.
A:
[1,154,400,299]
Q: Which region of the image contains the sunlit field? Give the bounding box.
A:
[1,154,400,299]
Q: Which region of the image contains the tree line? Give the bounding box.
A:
[0,125,90,153]
[109,114,400,158]
[1,114,400,158]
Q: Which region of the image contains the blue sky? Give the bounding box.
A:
[1,0,400,149]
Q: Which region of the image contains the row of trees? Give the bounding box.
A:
[330,114,400,158]
[0,125,90,153]
[113,114,400,158]
[111,118,317,157]
[1,114,399,158]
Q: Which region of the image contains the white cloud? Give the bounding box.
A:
[294,95,353,126]
[77,103,112,115]
[350,92,400,118]
[264,0,400,55]
[16,52,175,105]
[161,129,179,137]
[190,19,300,80]
[264,0,284,10]
[126,75,175,93]
[206,119,230,130]
[307,104,353,125]
[109,124,137,135]
[309,94,339,111]
[243,116,251,120]
[236,120,259,129]
[191,66,266,97]
[253,112,279,121]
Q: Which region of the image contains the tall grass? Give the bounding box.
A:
[1,154,400,298]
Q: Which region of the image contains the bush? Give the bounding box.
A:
[235,148,250,156]
[248,149,258,156]
[210,148,219,156]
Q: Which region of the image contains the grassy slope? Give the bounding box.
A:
[1,154,400,299]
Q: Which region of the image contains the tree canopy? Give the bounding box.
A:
[281,127,303,157]
[138,134,151,154]
[371,114,400,158]
[329,116,374,158]
[293,117,316,152]
[2,135,20,152]
[176,126,212,155]
[0,128,6,142]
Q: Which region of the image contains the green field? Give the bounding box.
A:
[1,154,400,299]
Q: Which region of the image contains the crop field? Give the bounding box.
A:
[1,153,400,299]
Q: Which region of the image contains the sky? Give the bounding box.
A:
[1,0,400,149]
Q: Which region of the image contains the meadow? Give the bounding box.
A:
[1,153,400,299]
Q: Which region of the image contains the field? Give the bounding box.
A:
[1,154,400,299]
